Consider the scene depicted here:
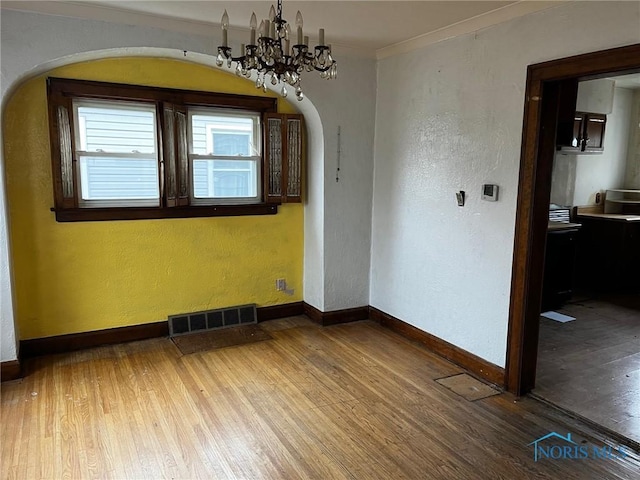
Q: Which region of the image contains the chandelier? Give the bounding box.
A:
[216,0,337,101]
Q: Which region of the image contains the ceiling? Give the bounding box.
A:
[1,1,563,56]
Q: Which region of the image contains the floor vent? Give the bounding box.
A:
[168,304,257,337]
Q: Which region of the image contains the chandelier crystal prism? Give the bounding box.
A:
[216,0,337,101]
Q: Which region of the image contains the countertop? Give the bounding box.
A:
[548,221,582,231]
[576,212,640,222]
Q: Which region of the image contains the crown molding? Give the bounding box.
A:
[376,1,567,60]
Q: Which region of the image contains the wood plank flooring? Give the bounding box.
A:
[2,316,639,479]
[535,294,640,445]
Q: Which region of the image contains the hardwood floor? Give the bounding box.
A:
[2,316,639,479]
[535,294,640,447]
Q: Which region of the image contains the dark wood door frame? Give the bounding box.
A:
[505,43,640,396]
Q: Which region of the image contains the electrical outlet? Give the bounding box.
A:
[276,278,286,291]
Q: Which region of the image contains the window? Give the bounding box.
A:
[74,100,160,207]
[47,78,304,222]
[190,110,261,204]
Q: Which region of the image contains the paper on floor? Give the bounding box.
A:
[541,311,576,323]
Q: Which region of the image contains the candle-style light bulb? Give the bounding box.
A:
[295,11,303,44]
[284,23,291,54]
[269,5,276,21]
[221,9,229,47]
[221,10,229,29]
[250,12,257,44]
[258,19,265,37]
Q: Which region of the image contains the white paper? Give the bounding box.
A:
[541,311,576,323]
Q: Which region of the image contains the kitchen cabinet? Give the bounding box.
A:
[558,112,607,153]
[555,78,607,153]
[542,224,581,311]
[574,216,640,292]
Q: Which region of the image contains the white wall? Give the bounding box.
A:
[549,153,576,206]
[303,59,376,311]
[625,90,640,189]
[371,1,640,367]
[572,87,633,206]
[0,137,17,362]
[0,9,375,360]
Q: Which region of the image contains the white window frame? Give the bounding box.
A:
[72,99,160,208]
[188,108,262,205]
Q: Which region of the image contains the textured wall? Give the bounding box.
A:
[4,58,303,339]
[303,58,376,311]
[371,1,640,367]
[550,153,576,206]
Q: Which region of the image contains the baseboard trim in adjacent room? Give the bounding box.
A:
[1,360,22,382]
[369,307,505,387]
[303,303,370,326]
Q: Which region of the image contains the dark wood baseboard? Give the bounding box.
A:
[257,302,304,322]
[303,303,369,326]
[1,360,22,382]
[20,321,169,358]
[369,307,505,387]
[17,302,504,389]
[19,302,307,359]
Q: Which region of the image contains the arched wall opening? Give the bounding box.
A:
[0,49,325,354]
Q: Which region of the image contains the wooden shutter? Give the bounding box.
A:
[162,104,190,207]
[264,113,284,204]
[285,115,303,203]
[263,113,304,204]
[47,91,78,209]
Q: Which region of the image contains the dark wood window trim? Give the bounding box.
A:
[48,78,277,112]
[47,77,280,222]
[52,204,278,222]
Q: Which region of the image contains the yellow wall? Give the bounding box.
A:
[3,58,303,340]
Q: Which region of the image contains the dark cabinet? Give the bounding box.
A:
[575,218,640,292]
[555,78,607,153]
[542,227,580,311]
[559,112,606,153]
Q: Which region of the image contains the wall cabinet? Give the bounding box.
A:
[559,112,607,153]
[556,78,607,154]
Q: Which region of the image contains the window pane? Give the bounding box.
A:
[191,113,257,155]
[79,156,159,201]
[193,159,257,198]
[212,133,250,156]
[77,105,156,154]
